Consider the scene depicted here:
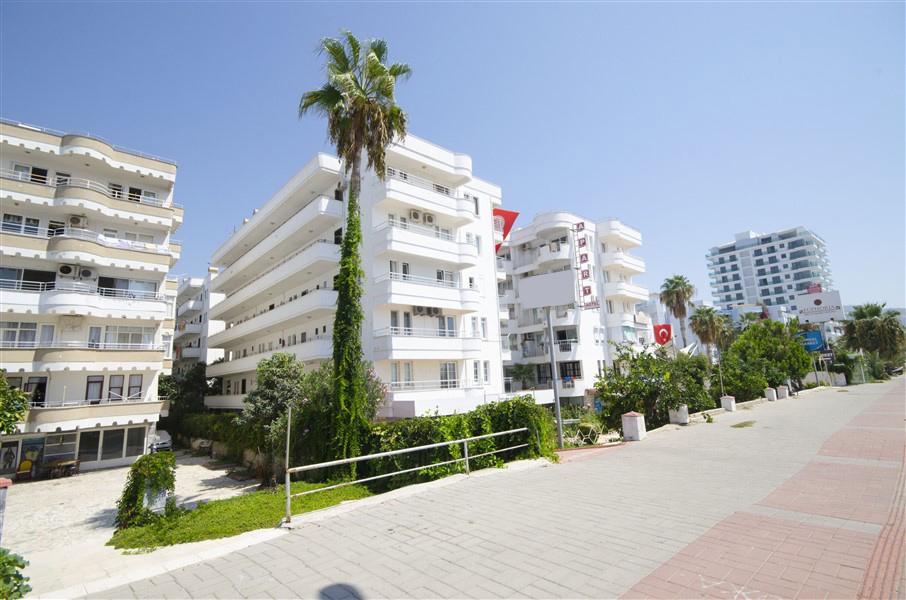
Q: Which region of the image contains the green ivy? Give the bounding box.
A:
[115,451,177,530]
[0,548,31,599]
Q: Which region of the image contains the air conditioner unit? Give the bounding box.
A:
[58,264,78,278]
[413,306,426,316]
[429,307,441,316]
[408,209,422,222]
[423,213,436,226]
[79,267,98,280]
[68,215,87,228]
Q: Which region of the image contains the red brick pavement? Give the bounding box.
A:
[623,393,905,600]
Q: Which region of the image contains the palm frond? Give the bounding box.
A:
[388,63,412,79]
[368,38,388,63]
[320,37,351,74]
[342,30,362,67]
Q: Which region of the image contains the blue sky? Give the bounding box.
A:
[2,2,903,306]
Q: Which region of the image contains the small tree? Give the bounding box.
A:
[234,353,306,486]
[722,320,811,388]
[115,451,176,529]
[510,364,535,390]
[0,372,28,435]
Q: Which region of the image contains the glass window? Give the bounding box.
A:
[483,361,490,384]
[78,431,101,462]
[108,375,124,400]
[86,376,104,402]
[473,361,480,384]
[101,429,125,460]
[2,213,22,233]
[1,322,37,347]
[128,374,143,399]
[125,428,145,457]
[440,362,457,388]
[44,433,77,461]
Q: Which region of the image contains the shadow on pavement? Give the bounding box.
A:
[320,583,364,600]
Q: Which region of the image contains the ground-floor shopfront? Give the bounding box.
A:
[0,423,154,480]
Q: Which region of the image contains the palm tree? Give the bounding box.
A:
[844,302,906,361]
[660,275,696,348]
[299,31,411,469]
[689,306,720,360]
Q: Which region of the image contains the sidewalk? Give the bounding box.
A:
[80,379,904,598]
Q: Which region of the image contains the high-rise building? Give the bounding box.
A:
[172,269,224,377]
[0,119,181,473]
[205,135,505,418]
[498,212,652,406]
[706,228,832,312]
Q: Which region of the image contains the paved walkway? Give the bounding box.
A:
[6,453,255,595]
[88,379,904,599]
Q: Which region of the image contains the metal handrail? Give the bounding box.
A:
[28,395,162,409]
[374,219,456,243]
[375,271,478,291]
[374,327,477,339]
[0,223,173,255]
[0,168,174,208]
[283,427,530,522]
[219,238,335,295]
[386,167,453,197]
[0,278,165,300]
[1,341,164,351]
[388,379,477,391]
[221,334,330,363]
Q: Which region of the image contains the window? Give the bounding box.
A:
[2,213,22,233]
[471,317,479,337]
[108,183,123,199]
[25,376,47,405]
[480,318,488,339]
[39,324,54,345]
[45,433,77,461]
[472,196,479,216]
[162,334,172,358]
[128,187,143,202]
[104,326,154,347]
[440,362,457,388]
[473,361,480,384]
[1,321,37,347]
[101,429,125,460]
[334,228,343,244]
[241,379,247,394]
[88,326,102,348]
[391,361,413,387]
[128,374,143,399]
[109,375,124,400]
[483,361,490,384]
[436,269,454,286]
[126,427,145,457]
[475,234,482,254]
[86,376,104,403]
[5,376,22,389]
[558,361,582,380]
[78,431,101,462]
[55,172,71,186]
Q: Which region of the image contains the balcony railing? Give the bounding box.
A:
[28,395,165,409]
[0,222,175,256]
[0,167,175,208]
[221,238,335,296]
[389,379,478,392]
[374,327,478,338]
[375,271,478,291]
[376,219,456,242]
[227,286,334,329]
[386,167,453,197]
[222,335,330,364]
[0,278,166,300]
[1,340,165,351]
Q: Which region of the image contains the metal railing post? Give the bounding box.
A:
[462,440,470,475]
[284,401,293,524]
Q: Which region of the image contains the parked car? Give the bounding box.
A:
[149,430,172,453]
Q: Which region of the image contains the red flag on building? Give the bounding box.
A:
[493,208,519,252]
[653,324,673,345]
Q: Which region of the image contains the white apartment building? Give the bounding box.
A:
[205,135,505,418]
[0,119,182,474]
[636,292,714,354]
[499,213,652,406]
[706,227,833,311]
[172,269,224,377]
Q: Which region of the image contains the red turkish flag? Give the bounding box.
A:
[493,209,519,252]
[653,324,673,345]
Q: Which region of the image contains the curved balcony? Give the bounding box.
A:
[529,212,582,235]
[1,341,165,372]
[372,221,479,267]
[372,273,482,312]
[0,279,169,319]
[601,251,645,274]
[208,336,332,377]
[603,281,648,302]
[174,323,202,340]
[212,196,343,294]
[23,396,165,434]
[59,134,176,180]
[209,240,340,322]
[599,219,642,248]
[208,288,337,348]
[373,327,482,361]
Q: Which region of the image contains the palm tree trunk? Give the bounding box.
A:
[679,318,689,349]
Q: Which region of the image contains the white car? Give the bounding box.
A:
[149,430,172,453]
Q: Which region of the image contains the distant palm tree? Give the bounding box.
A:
[844,302,905,360]
[299,31,411,469]
[660,275,696,348]
[690,306,728,396]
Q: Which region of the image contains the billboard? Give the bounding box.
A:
[796,330,825,352]
[795,290,845,323]
[518,270,576,309]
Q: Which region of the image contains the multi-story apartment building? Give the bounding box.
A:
[205,135,505,418]
[706,227,833,311]
[637,292,714,355]
[0,119,181,474]
[172,269,224,377]
[499,213,652,406]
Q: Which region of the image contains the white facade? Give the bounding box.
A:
[637,292,714,355]
[172,269,224,376]
[706,227,833,311]
[0,119,182,474]
[499,213,652,407]
[205,135,505,418]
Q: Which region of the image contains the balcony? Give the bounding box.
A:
[208,336,332,377]
[384,381,486,417]
[1,341,165,372]
[0,168,176,209]
[598,220,642,248]
[22,396,165,434]
[601,251,645,274]
[204,394,246,410]
[0,279,169,319]
[373,327,482,361]
[209,239,340,322]
[178,346,202,359]
[372,273,481,312]
[207,288,338,348]
[518,339,581,362]
[536,243,571,265]
[174,323,202,339]
[176,299,202,318]
[378,168,477,224]
[212,196,343,294]
[603,281,648,302]
[372,221,479,267]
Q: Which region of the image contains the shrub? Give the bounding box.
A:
[115,451,177,530]
[715,353,769,402]
[0,548,31,599]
